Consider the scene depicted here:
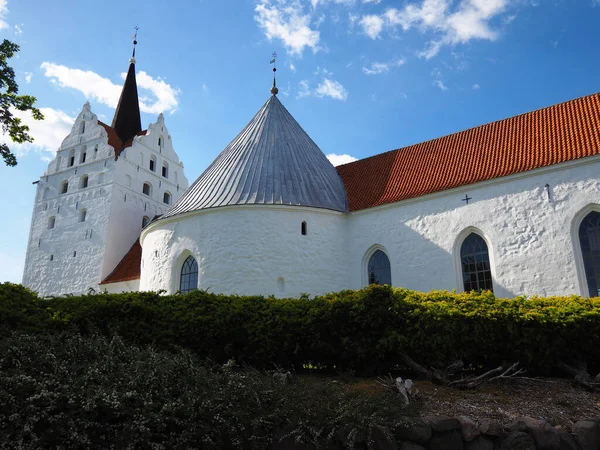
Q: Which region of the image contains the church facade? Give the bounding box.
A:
[22,51,600,299]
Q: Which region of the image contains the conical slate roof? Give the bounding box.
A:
[163,94,348,218]
[111,62,142,144]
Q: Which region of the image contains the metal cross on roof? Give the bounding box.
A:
[270,51,278,95]
[462,194,472,205]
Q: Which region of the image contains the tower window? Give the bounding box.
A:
[79,209,87,222]
[50,254,54,261]
[149,155,156,172]
[143,182,152,196]
[68,149,75,167]
[60,180,69,194]
[93,145,98,159]
[80,175,89,189]
[158,137,163,149]
[48,216,56,229]
[80,146,87,163]
[80,120,85,134]
[301,221,307,235]
[163,191,172,205]
[162,162,168,178]
[142,216,150,228]
[73,251,77,257]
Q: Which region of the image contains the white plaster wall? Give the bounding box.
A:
[22,104,190,297]
[347,156,600,298]
[139,206,348,297]
[103,114,189,279]
[101,279,140,294]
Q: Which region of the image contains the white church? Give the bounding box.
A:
[22,47,600,299]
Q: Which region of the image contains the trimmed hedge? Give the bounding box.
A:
[2,282,600,375]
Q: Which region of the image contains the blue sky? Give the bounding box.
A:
[1,0,600,283]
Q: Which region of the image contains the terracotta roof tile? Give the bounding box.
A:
[98,121,147,157]
[337,93,600,211]
[100,239,141,284]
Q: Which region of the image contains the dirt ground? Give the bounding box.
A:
[411,378,600,428]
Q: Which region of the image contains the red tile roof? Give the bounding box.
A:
[98,121,147,157]
[337,93,600,212]
[100,239,142,285]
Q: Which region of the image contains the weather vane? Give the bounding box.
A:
[130,26,139,63]
[270,51,278,95]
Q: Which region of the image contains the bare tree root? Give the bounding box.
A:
[558,361,600,391]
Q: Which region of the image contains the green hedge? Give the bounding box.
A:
[2,282,599,375]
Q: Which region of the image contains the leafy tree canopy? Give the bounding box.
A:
[0,39,43,167]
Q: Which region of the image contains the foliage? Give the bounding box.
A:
[0,331,412,449]
[0,39,43,167]
[2,283,600,376]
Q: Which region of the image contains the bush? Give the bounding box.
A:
[1,283,600,375]
[0,331,412,449]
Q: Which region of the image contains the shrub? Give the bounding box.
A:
[1,283,600,375]
[0,331,412,449]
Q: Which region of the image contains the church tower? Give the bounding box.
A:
[22,38,189,297]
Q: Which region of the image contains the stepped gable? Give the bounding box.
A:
[337,92,600,212]
[98,121,147,157]
[163,94,348,218]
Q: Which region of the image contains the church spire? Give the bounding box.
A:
[111,27,142,144]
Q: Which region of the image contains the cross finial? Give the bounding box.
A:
[130,26,139,63]
[270,51,278,95]
[461,194,472,205]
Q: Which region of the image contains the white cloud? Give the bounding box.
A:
[24,72,32,83]
[315,78,348,100]
[592,0,600,6]
[0,0,8,30]
[433,79,447,91]
[254,0,320,55]
[0,252,25,283]
[288,62,296,72]
[40,62,181,115]
[362,0,381,3]
[0,107,75,160]
[14,23,23,36]
[298,78,348,101]
[472,83,480,89]
[327,153,358,166]
[361,0,512,58]
[359,14,384,39]
[362,58,405,75]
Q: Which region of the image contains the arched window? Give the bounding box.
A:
[163,191,171,205]
[80,146,87,163]
[60,180,69,194]
[79,209,87,222]
[162,161,168,178]
[79,175,88,189]
[48,216,56,229]
[158,137,163,150]
[80,120,85,134]
[368,250,391,285]
[68,149,75,167]
[460,233,493,292]
[142,216,150,228]
[149,155,156,172]
[143,182,152,196]
[301,221,307,235]
[579,211,600,297]
[180,256,198,293]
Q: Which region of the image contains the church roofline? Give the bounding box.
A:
[337,92,600,212]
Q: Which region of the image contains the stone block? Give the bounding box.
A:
[430,417,460,433]
[465,436,494,450]
[478,418,503,437]
[457,416,480,442]
[554,426,580,450]
[372,427,398,450]
[499,431,536,450]
[428,430,463,450]
[573,420,600,450]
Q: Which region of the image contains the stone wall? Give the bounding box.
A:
[274,416,600,449]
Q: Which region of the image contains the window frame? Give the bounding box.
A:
[179,255,199,294]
